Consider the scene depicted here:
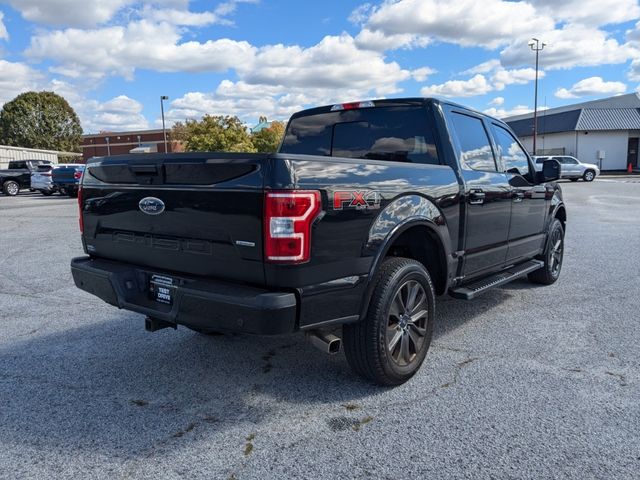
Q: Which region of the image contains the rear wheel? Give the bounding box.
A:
[2,180,19,196]
[343,257,435,386]
[528,218,564,285]
[583,170,595,182]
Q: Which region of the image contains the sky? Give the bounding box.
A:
[0,0,639,133]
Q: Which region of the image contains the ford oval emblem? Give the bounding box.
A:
[139,197,165,215]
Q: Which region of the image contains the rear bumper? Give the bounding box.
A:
[70,256,297,335]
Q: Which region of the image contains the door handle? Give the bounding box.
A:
[513,191,525,202]
[469,190,485,205]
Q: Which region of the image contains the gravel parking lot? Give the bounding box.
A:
[1,180,639,479]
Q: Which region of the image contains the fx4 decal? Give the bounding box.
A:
[333,190,381,210]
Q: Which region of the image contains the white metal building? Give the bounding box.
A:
[505,93,640,171]
[0,145,81,169]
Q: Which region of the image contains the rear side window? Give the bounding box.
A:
[492,124,530,177]
[281,106,439,164]
[449,112,496,171]
[10,161,27,169]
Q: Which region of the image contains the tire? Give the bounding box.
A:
[343,257,435,386]
[59,188,67,196]
[41,190,53,196]
[583,170,595,182]
[2,180,20,196]
[528,218,564,285]
[570,178,579,182]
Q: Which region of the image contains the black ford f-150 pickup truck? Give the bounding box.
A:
[71,98,565,385]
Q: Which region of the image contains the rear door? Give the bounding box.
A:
[31,164,53,189]
[491,123,546,262]
[445,108,512,277]
[81,153,269,285]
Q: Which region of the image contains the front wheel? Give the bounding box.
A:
[583,170,595,182]
[343,257,435,386]
[528,218,564,285]
[2,180,20,196]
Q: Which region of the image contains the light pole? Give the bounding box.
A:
[105,136,111,156]
[160,95,169,153]
[529,38,546,155]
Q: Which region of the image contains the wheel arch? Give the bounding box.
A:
[359,203,452,321]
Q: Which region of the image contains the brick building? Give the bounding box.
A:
[81,129,177,162]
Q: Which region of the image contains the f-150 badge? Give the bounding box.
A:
[333,190,381,210]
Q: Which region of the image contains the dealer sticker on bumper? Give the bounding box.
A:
[150,274,174,305]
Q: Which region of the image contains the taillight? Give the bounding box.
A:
[74,171,83,180]
[264,191,321,263]
[78,186,84,233]
[42,173,52,177]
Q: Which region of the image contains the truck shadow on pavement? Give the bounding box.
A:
[0,287,516,457]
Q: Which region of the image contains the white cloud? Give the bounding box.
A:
[420,74,492,98]
[484,105,532,119]
[555,76,627,99]
[463,60,501,75]
[0,11,8,40]
[363,0,555,49]
[349,3,373,25]
[411,67,436,82]
[237,34,410,95]
[500,24,635,70]
[87,95,149,131]
[489,97,505,107]
[355,28,429,52]
[629,59,640,82]
[0,60,43,106]
[530,0,640,27]
[142,7,219,27]
[26,20,255,80]
[5,0,134,27]
[491,67,541,91]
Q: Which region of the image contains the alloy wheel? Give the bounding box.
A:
[386,280,429,366]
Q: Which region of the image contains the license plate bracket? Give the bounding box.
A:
[149,274,175,305]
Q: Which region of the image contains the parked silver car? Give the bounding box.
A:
[30,164,56,195]
[533,155,600,182]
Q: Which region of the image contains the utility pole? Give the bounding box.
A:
[160,95,169,153]
[529,38,546,155]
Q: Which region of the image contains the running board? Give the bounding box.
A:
[449,260,544,300]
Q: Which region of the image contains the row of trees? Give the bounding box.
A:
[0,91,286,154]
[171,115,285,153]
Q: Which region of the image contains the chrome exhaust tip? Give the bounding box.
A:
[306,331,341,355]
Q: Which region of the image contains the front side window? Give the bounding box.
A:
[492,125,531,177]
[449,112,496,171]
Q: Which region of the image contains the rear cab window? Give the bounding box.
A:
[280,105,440,165]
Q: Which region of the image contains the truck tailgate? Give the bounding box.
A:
[80,153,269,284]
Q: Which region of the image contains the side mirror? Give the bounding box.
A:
[536,159,560,183]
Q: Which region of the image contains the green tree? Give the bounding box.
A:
[251,120,286,153]
[171,115,256,152]
[0,91,83,152]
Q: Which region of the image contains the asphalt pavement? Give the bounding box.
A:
[0,180,638,479]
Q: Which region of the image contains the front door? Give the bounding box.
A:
[491,123,547,262]
[446,109,512,278]
[628,138,639,168]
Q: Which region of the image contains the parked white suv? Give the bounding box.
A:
[533,155,600,182]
